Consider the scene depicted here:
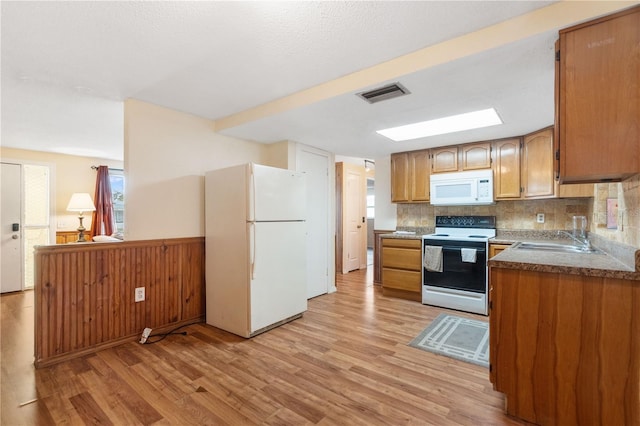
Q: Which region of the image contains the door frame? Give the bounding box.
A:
[335,161,367,274]
[1,159,56,290]
[1,162,23,292]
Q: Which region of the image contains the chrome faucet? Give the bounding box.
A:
[557,230,593,251]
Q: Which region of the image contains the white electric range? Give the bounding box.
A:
[422,216,496,315]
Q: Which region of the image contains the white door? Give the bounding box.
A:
[344,166,364,273]
[1,163,23,293]
[250,221,307,333]
[299,150,330,299]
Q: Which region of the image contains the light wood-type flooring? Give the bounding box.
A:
[1,268,526,425]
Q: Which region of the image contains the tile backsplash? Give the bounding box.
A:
[397,198,590,232]
[591,174,640,248]
[397,174,640,248]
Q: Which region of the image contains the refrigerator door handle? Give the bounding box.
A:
[250,165,256,222]
[250,222,256,279]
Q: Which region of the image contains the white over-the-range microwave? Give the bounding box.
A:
[430,169,494,206]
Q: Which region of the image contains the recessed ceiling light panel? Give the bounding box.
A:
[377,108,503,141]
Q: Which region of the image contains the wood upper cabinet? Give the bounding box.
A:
[390,150,430,203]
[431,146,458,173]
[390,152,410,203]
[409,150,430,202]
[493,138,521,199]
[556,6,640,183]
[522,128,555,198]
[432,142,491,173]
[521,128,594,199]
[461,142,492,171]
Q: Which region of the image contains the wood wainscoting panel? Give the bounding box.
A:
[34,237,205,367]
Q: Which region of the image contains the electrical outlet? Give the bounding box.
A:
[536,213,545,223]
[134,287,145,302]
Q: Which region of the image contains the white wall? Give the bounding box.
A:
[373,155,397,231]
[124,99,268,240]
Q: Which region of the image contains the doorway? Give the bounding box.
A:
[335,162,367,274]
[1,162,53,293]
[366,177,375,266]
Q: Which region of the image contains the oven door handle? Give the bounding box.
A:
[440,246,486,252]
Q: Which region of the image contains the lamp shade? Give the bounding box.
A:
[66,193,96,212]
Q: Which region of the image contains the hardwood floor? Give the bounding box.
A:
[1,268,525,425]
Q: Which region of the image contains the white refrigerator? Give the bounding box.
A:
[204,163,307,338]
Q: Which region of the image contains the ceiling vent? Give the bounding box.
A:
[357,82,410,104]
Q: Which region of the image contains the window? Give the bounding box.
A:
[24,164,50,289]
[366,178,375,219]
[109,169,124,232]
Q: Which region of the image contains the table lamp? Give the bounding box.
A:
[66,193,96,242]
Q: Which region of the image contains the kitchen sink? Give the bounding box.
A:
[512,241,602,254]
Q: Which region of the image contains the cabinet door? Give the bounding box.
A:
[409,150,430,202]
[557,6,640,182]
[493,138,521,199]
[489,244,511,258]
[431,146,458,173]
[522,129,555,198]
[390,153,409,203]
[461,142,491,171]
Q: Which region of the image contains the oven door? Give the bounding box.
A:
[423,239,487,293]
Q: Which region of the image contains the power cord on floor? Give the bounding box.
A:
[140,323,192,345]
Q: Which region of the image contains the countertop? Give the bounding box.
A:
[381,229,640,281]
[489,241,639,281]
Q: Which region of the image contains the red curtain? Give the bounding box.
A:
[90,166,115,238]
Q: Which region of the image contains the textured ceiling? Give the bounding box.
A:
[1,1,635,161]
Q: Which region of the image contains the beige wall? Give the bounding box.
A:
[124,99,271,240]
[373,155,397,231]
[0,147,123,232]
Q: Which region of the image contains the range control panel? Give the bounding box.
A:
[434,215,496,229]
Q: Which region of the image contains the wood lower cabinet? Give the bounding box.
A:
[488,243,510,259]
[381,238,422,301]
[489,267,640,425]
[556,5,640,183]
[373,230,395,284]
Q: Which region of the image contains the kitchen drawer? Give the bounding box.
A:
[382,238,422,249]
[381,268,422,292]
[382,246,422,271]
